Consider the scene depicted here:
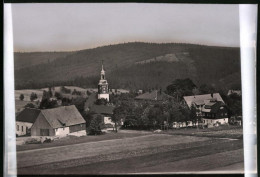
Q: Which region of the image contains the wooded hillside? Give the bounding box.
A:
[14,42,241,91]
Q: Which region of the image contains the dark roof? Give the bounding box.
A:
[210,101,226,113]
[90,105,115,115]
[41,105,86,128]
[135,90,172,101]
[16,108,41,123]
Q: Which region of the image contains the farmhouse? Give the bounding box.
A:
[183,93,224,116]
[31,105,86,136]
[183,93,229,126]
[201,101,229,125]
[16,108,41,136]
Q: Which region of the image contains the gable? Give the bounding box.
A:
[41,105,86,128]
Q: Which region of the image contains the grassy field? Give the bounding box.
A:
[163,125,243,139]
[16,128,244,175]
[15,100,37,113]
[16,130,151,151]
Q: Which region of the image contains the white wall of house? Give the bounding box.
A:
[202,118,229,125]
[98,94,109,101]
[104,116,114,125]
[16,121,32,136]
[55,127,70,136]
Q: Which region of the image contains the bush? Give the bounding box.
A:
[24,103,36,108]
[87,115,104,135]
[30,92,38,101]
[43,138,53,143]
[19,94,24,101]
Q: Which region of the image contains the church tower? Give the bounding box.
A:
[97,61,109,101]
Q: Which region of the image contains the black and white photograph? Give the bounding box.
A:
[3,2,258,176]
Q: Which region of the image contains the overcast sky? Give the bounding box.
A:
[12,3,240,52]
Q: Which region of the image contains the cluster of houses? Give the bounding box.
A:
[15,63,240,137]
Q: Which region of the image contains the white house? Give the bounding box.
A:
[30,105,86,136]
[16,108,41,136]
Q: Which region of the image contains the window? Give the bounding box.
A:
[22,126,23,132]
[17,125,19,131]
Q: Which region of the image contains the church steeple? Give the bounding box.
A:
[101,60,105,80]
[97,61,109,101]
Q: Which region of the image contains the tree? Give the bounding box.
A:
[226,93,242,117]
[39,99,58,109]
[19,94,24,101]
[199,84,216,94]
[54,92,63,100]
[30,92,38,101]
[112,106,126,132]
[48,87,53,97]
[86,90,92,96]
[190,104,197,124]
[71,97,86,114]
[87,115,104,135]
[42,90,50,100]
[166,78,196,101]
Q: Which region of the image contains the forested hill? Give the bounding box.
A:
[14,51,74,70]
[14,42,241,91]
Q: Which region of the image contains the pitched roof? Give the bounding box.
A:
[16,108,41,123]
[41,105,86,128]
[183,93,224,108]
[90,105,115,115]
[135,90,172,101]
[210,101,226,113]
[202,101,226,113]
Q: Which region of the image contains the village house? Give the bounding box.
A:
[183,93,229,127]
[16,108,41,136]
[31,105,86,136]
[201,100,229,126]
[183,93,224,116]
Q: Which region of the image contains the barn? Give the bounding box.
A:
[31,105,86,136]
[16,108,41,136]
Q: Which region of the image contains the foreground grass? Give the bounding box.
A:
[16,130,150,151]
[162,125,243,139]
[17,135,243,174]
[17,126,243,151]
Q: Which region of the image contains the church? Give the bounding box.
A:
[97,62,109,101]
